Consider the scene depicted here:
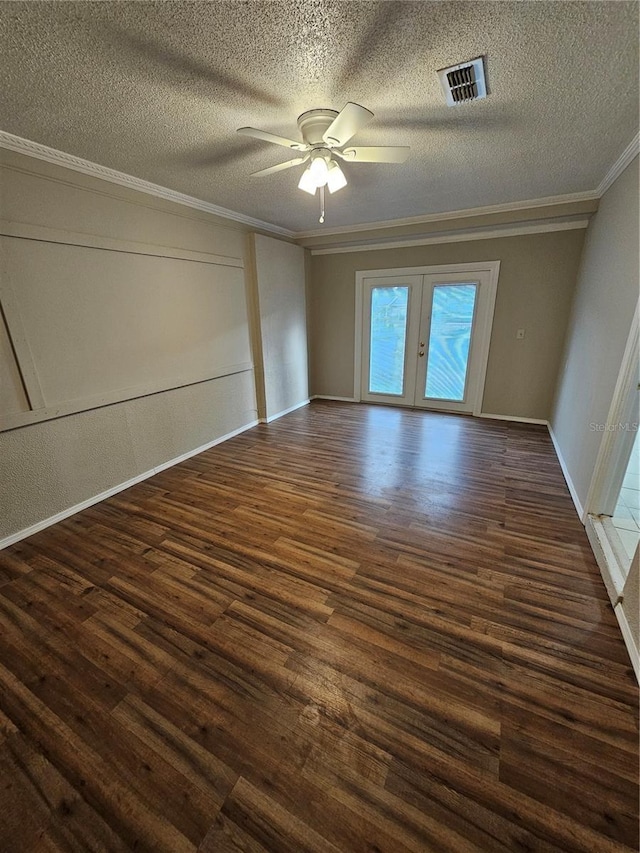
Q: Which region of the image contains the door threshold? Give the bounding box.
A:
[585,514,629,605]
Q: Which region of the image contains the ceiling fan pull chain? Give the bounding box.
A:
[319,185,325,224]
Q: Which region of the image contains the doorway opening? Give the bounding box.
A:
[584,302,639,677]
[610,428,640,568]
[355,262,499,414]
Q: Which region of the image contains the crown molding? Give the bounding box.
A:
[309,218,590,255]
[297,135,638,241]
[296,191,599,241]
[0,130,295,239]
[595,133,640,197]
[1,128,635,244]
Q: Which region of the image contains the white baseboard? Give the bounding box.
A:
[312,403,548,420]
[260,399,309,424]
[614,601,640,682]
[479,413,548,425]
[547,423,585,521]
[311,395,357,403]
[0,419,259,550]
[479,415,586,522]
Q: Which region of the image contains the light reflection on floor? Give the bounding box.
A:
[361,406,465,498]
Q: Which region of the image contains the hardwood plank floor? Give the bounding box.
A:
[0,401,637,852]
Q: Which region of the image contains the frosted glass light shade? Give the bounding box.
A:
[298,167,317,195]
[299,156,346,196]
[309,156,329,186]
[327,161,347,193]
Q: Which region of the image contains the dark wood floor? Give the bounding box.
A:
[0,401,637,852]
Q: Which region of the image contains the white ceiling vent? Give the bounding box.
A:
[437,57,487,106]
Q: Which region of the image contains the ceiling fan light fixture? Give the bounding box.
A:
[326,160,347,194]
[240,102,409,217]
[297,166,317,195]
[309,155,329,187]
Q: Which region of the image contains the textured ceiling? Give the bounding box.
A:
[0,1,638,232]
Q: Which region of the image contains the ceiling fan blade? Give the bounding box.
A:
[339,146,410,163]
[251,156,309,177]
[102,26,283,107]
[237,127,307,151]
[323,102,374,147]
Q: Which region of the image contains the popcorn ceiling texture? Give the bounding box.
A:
[0,1,637,230]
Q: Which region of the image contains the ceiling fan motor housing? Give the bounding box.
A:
[297,109,339,147]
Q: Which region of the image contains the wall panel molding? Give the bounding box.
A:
[0,220,243,267]
[0,129,294,239]
[0,273,44,411]
[0,229,254,432]
[0,365,254,433]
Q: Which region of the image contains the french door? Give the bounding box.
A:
[584,303,639,609]
[358,264,498,414]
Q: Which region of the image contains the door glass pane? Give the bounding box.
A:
[425,284,477,401]
[369,286,409,395]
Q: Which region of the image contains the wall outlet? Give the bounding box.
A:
[516,328,526,340]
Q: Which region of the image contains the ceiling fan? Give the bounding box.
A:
[237,103,409,222]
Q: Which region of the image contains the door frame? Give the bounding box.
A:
[584,300,639,521]
[354,261,500,415]
[582,300,639,680]
[583,301,639,609]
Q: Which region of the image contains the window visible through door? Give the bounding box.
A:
[357,263,499,415]
[368,285,410,396]
[424,283,477,402]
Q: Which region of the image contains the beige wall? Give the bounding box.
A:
[0,149,259,541]
[550,157,639,509]
[252,234,308,420]
[309,230,585,419]
[1,235,251,423]
[1,372,256,540]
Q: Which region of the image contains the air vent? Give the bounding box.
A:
[437,57,487,106]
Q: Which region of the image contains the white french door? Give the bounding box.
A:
[358,263,499,414]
